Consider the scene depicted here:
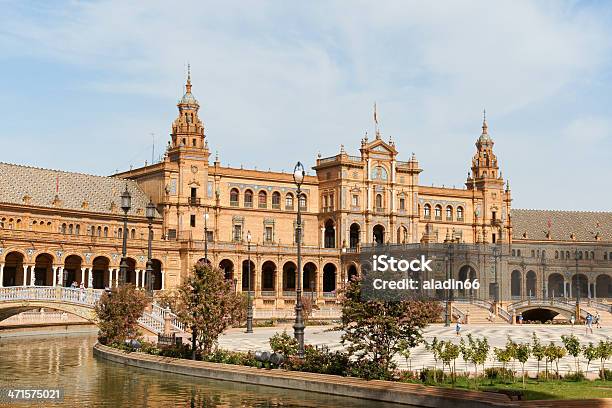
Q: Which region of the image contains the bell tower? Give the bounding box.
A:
[167,65,208,160]
[466,112,501,190]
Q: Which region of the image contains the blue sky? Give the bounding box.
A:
[0,1,611,211]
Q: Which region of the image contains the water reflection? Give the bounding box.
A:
[0,334,395,407]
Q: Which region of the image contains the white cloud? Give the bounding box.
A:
[0,0,611,210]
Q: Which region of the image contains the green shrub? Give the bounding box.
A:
[348,358,394,380]
[600,368,612,381]
[284,345,350,376]
[485,367,514,381]
[419,368,445,384]
[563,372,586,382]
[269,330,299,356]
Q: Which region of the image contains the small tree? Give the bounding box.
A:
[505,336,518,382]
[173,263,247,357]
[493,347,512,383]
[545,343,566,378]
[466,334,489,388]
[459,337,471,374]
[425,337,442,382]
[561,334,581,374]
[397,339,413,372]
[582,342,598,374]
[596,340,612,380]
[94,284,148,346]
[439,341,460,384]
[516,343,531,388]
[531,332,545,379]
[338,277,441,378]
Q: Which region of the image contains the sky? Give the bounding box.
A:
[0,1,611,211]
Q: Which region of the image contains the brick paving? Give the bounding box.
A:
[218,323,612,374]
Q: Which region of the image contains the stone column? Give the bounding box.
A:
[80,268,85,285]
[22,265,27,287]
[110,269,115,288]
[135,270,140,288]
[88,269,93,288]
[58,267,64,287]
[161,271,165,290]
[52,266,57,287]
[0,263,4,288]
[30,265,36,286]
[141,269,145,288]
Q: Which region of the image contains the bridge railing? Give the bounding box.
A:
[0,286,103,306]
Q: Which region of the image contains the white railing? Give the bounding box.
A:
[589,301,612,313]
[150,303,185,332]
[0,286,103,306]
[0,286,184,335]
[497,307,512,322]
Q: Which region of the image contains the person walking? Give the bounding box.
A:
[595,311,602,329]
[518,314,524,325]
[455,319,462,336]
[586,313,593,335]
[570,314,575,327]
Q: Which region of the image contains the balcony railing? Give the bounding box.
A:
[230,200,239,207]
[189,197,201,206]
[261,291,276,297]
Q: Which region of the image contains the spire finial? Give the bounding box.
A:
[186,63,192,93]
[482,108,488,134]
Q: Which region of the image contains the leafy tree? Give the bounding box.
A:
[545,342,566,378]
[582,342,598,374]
[531,332,545,378]
[94,284,148,346]
[173,262,246,357]
[425,337,442,382]
[397,339,413,372]
[561,334,581,374]
[337,277,441,378]
[515,343,531,388]
[439,340,460,384]
[466,334,489,388]
[459,337,471,373]
[493,347,512,382]
[269,330,298,356]
[596,340,612,380]
[505,336,518,381]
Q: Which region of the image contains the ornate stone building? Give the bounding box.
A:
[0,71,610,317]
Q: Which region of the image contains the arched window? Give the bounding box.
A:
[244,190,253,208]
[272,192,281,209]
[555,250,559,259]
[434,205,442,220]
[398,194,405,210]
[285,193,294,210]
[375,193,383,210]
[75,224,80,235]
[104,226,108,237]
[118,227,122,238]
[258,191,267,208]
[457,206,464,221]
[97,226,102,236]
[61,223,67,234]
[424,204,431,219]
[131,229,136,239]
[446,206,453,221]
[230,188,239,206]
[68,224,73,234]
[299,193,307,211]
[371,166,388,180]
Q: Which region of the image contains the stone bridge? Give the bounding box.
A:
[0,286,185,335]
[506,298,609,321]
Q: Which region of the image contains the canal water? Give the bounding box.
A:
[0,333,395,407]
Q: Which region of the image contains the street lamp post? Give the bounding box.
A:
[145,200,156,294]
[204,211,209,261]
[119,184,132,286]
[575,249,580,319]
[293,161,306,357]
[246,231,253,333]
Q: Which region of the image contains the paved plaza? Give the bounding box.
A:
[219,323,612,375]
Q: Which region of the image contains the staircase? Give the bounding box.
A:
[454,299,497,324]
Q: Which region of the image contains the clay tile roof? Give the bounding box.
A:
[511,209,612,242]
[0,162,152,216]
